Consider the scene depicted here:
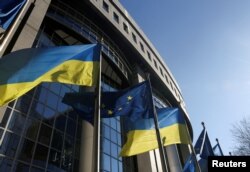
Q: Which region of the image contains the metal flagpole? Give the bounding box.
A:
[146,74,169,172]
[92,43,102,172]
[178,103,201,172]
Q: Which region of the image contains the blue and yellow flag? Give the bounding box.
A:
[62,81,154,122]
[120,107,190,156]
[0,0,27,30]
[0,44,100,106]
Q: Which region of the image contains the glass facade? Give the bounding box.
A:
[0,1,190,171]
[0,83,81,172]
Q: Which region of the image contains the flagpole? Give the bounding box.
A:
[92,43,102,172]
[146,74,169,172]
[178,103,201,172]
[215,138,223,156]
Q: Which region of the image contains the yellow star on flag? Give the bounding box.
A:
[127,96,133,101]
[107,110,113,115]
[118,107,122,111]
[101,104,106,108]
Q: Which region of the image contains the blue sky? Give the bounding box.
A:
[120,0,250,155]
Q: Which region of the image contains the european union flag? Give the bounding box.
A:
[213,142,224,156]
[194,129,214,159]
[62,81,154,122]
[182,155,195,172]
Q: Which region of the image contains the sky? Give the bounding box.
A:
[120,0,250,155]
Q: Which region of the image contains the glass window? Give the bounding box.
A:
[7,111,26,135]
[46,92,59,110]
[33,144,49,168]
[123,23,129,33]
[50,83,61,95]
[111,143,118,158]
[101,138,111,154]
[15,95,31,114]
[60,85,70,97]
[0,157,13,172]
[55,115,66,132]
[132,33,137,43]
[110,118,116,130]
[113,12,119,23]
[153,59,158,69]
[36,87,47,103]
[62,135,74,171]
[101,154,110,171]
[165,74,169,83]
[110,129,117,143]
[140,42,144,52]
[57,101,69,113]
[42,107,55,126]
[48,149,61,170]
[102,124,110,139]
[111,158,118,172]
[24,118,40,141]
[30,101,44,120]
[66,118,76,137]
[51,130,63,151]
[147,51,152,61]
[38,123,52,146]
[103,1,109,12]
[102,118,110,126]
[0,132,20,158]
[160,67,163,76]
[15,162,30,172]
[18,139,35,163]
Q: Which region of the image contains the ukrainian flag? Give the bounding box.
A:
[120,107,190,156]
[0,44,100,106]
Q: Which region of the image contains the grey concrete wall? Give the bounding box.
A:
[12,0,51,51]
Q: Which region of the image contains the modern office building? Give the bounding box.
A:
[0,0,194,171]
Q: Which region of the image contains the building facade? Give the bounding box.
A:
[0,0,194,171]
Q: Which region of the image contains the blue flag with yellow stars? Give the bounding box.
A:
[62,81,154,122]
[194,128,214,159]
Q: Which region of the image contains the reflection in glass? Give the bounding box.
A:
[101,154,111,171]
[48,149,61,170]
[52,130,63,151]
[24,118,40,141]
[0,132,20,158]
[18,139,35,163]
[66,118,76,137]
[111,143,118,158]
[62,135,74,171]
[55,115,66,132]
[15,161,30,171]
[38,124,52,146]
[33,144,49,168]
[7,111,25,135]
[101,138,110,155]
[111,158,118,172]
[0,157,13,172]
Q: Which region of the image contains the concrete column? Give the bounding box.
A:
[11,0,51,51]
[79,120,94,172]
[165,145,182,172]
